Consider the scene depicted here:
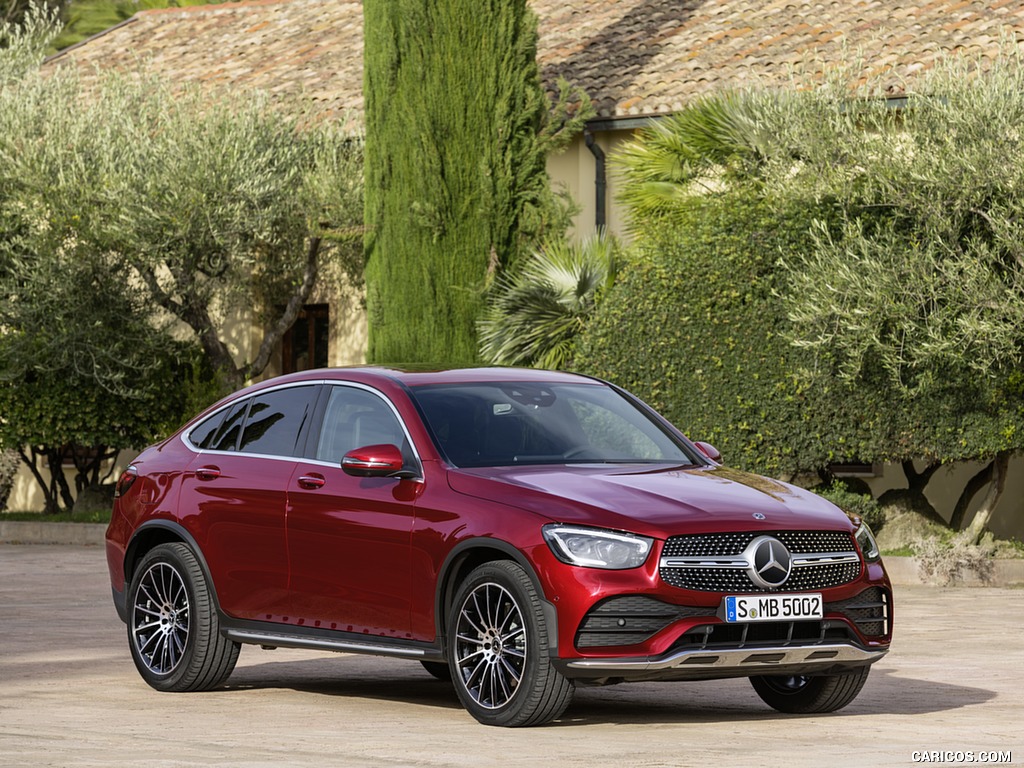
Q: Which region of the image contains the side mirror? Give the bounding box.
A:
[693,441,722,463]
[341,444,417,479]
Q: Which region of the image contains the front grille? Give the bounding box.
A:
[575,596,716,649]
[661,530,855,558]
[660,530,861,593]
[827,586,889,637]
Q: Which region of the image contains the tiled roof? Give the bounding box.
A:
[47,0,1024,123]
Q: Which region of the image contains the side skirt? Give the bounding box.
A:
[219,618,445,662]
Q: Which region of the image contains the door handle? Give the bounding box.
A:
[297,473,326,489]
[194,466,221,481]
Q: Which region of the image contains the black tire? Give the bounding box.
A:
[127,542,240,692]
[420,660,453,681]
[750,667,871,714]
[447,560,574,727]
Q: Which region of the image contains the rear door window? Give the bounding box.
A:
[238,386,317,457]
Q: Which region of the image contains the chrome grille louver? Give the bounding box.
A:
[659,530,861,593]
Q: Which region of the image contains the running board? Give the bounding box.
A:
[223,628,442,661]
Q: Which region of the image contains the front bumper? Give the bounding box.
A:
[556,641,888,683]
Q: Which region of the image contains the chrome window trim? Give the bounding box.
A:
[179,379,425,479]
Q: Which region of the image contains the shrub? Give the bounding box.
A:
[814,483,884,531]
[574,192,830,478]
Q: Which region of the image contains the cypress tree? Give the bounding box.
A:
[363,0,559,364]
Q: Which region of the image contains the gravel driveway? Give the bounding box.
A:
[0,544,1019,768]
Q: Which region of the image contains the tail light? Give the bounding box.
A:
[114,465,138,498]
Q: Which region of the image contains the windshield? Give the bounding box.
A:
[410,382,697,468]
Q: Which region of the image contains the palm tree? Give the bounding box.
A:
[478,232,619,370]
[615,90,790,219]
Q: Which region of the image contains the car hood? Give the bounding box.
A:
[446,464,852,539]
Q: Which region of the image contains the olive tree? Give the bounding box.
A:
[0,11,363,509]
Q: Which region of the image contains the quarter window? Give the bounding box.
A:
[188,409,227,450]
[209,401,248,452]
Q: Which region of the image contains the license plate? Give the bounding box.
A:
[724,593,823,623]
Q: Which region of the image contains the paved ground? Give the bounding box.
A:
[0,545,1020,768]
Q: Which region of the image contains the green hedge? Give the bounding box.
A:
[576,194,826,476]
[575,193,1022,477]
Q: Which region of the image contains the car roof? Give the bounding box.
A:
[266,366,601,388]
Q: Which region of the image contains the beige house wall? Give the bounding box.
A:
[547,128,638,243]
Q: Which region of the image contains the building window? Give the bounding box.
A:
[282,304,329,374]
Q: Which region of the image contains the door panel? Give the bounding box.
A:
[176,384,318,622]
[284,384,420,636]
[179,453,293,621]
[286,465,419,635]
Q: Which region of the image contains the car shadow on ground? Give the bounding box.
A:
[222,657,995,725]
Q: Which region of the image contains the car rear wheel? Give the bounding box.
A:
[128,542,240,692]
[447,560,574,727]
[750,667,871,714]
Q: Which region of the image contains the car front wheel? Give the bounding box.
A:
[750,667,871,714]
[127,542,240,692]
[447,560,574,727]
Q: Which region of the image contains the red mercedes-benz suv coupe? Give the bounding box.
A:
[106,367,892,726]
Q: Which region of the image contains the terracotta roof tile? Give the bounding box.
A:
[44,0,1024,123]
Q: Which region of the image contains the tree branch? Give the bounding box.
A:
[245,237,322,380]
[132,262,184,316]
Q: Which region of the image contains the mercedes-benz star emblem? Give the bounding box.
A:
[744,535,793,589]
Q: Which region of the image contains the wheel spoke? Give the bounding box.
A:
[501,625,524,643]
[499,655,522,684]
[494,662,511,702]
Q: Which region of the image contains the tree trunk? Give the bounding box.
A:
[963,450,1010,544]
[950,459,995,530]
[46,448,75,512]
[876,459,945,524]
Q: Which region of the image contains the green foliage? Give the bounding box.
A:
[575,190,1024,480]
[0,11,363,508]
[478,232,619,370]
[755,52,1024,395]
[0,25,363,390]
[53,0,224,50]
[1,0,63,30]
[614,90,796,221]
[813,483,884,531]
[575,193,826,477]
[364,0,591,364]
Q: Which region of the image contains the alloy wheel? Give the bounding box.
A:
[131,561,191,675]
[452,581,527,710]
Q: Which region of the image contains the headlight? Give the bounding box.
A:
[855,521,881,563]
[542,525,653,570]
